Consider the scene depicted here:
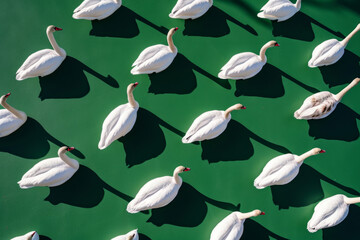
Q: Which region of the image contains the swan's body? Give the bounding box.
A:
[73,0,122,20]
[169,0,213,19]
[16,25,66,80]
[308,24,360,67]
[98,83,139,150]
[18,147,79,189]
[131,28,178,75]
[218,41,279,80]
[111,229,138,240]
[254,148,325,189]
[257,0,301,22]
[294,78,360,120]
[11,231,39,240]
[182,104,246,143]
[210,210,265,240]
[0,93,27,137]
[127,166,190,213]
[307,194,360,232]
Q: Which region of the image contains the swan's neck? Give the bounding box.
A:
[334,78,360,101]
[259,43,271,62]
[295,0,301,10]
[127,87,138,108]
[173,169,182,185]
[59,150,78,169]
[236,211,257,220]
[296,150,315,163]
[224,105,238,119]
[344,197,360,205]
[0,98,24,120]
[47,29,64,56]
[167,31,177,53]
[341,25,360,47]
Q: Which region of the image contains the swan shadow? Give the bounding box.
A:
[235,63,319,98]
[147,53,230,94]
[322,205,360,240]
[307,103,360,142]
[270,164,360,210]
[118,107,185,168]
[201,120,290,163]
[242,219,289,240]
[90,6,168,38]
[0,117,84,159]
[139,233,152,240]
[147,182,240,227]
[183,6,257,37]
[319,50,360,87]
[39,236,52,240]
[38,56,119,100]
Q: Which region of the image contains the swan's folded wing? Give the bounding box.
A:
[20,158,65,180]
[312,44,344,66]
[171,0,196,14]
[211,213,243,240]
[74,0,102,13]
[262,3,295,18]
[16,49,53,74]
[183,110,221,141]
[260,0,289,11]
[226,56,264,79]
[310,39,339,64]
[171,0,209,17]
[220,52,257,72]
[132,45,167,67]
[73,1,118,18]
[258,154,295,178]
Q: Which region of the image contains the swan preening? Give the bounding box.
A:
[307,194,360,233]
[218,41,279,80]
[169,0,213,19]
[0,93,27,137]
[131,28,178,75]
[16,25,66,80]
[294,78,360,120]
[98,82,139,150]
[210,210,265,240]
[73,0,122,20]
[254,148,325,189]
[182,103,246,143]
[111,229,138,240]
[258,0,301,22]
[308,23,360,67]
[127,166,190,213]
[11,231,39,240]
[18,146,79,188]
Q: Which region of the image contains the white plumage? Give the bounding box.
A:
[73,0,122,20]
[98,83,139,150]
[182,104,245,143]
[127,166,190,213]
[169,0,213,19]
[18,147,79,189]
[111,229,138,240]
[11,231,39,240]
[257,0,301,22]
[16,25,66,80]
[0,93,27,137]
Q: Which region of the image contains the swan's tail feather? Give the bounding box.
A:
[218,71,227,79]
[127,201,140,213]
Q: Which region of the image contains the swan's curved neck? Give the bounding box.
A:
[341,25,360,46]
[47,29,64,56]
[173,169,182,184]
[127,87,138,108]
[296,149,316,163]
[295,0,301,10]
[344,197,360,205]
[167,31,177,53]
[259,43,271,62]
[224,105,238,119]
[334,78,360,101]
[0,98,24,119]
[236,211,257,220]
[59,150,78,169]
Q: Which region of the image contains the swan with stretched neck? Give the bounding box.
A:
[308,24,360,67]
[169,0,213,19]
[111,229,138,240]
[257,0,301,22]
[18,146,79,189]
[294,78,360,120]
[127,166,190,213]
[98,82,139,150]
[218,41,279,80]
[73,0,122,20]
[0,93,27,137]
[16,25,66,80]
[254,148,325,189]
[182,103,246,143]
[308,194,360,232]
[131,28,178,74]
[210,210,265,240]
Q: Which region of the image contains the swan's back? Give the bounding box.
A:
[210,212,244,240]
[73,0,121,20]
[258,0,298,21]
[0,109,27,137]
[308,39,344,67]
[170,0,212,19]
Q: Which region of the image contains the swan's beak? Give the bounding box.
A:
[275,43,280,47]
[260,212,265,215]
[134,82,139,87]
[54,27,63,31]
[184,167,191,172]
[320,150,326,153]
[241,106,246,109]
[67,147,75,151]
[31,232,37,237]
[174,27,179,31]
[5,93,11,98]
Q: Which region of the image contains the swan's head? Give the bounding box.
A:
[312,148,326,155]
[58,146,75,155]
[267,40,280,47]
[175,166,191,174]
[0,92,11,103]
[127,82,139,92]
[233,103,246,110]
[47,25,62,34]
[126,229,138,240]
[253,210,265,217]
[168,27,179,36]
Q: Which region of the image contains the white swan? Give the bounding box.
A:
[307,194,360,232]
[131,28,178,75]
[294,78,360,120]
[127,166,190,213]
[73,0,122,20]
[254,148,325,189]
[18,146,79,189]
[111,229,138,240]
[169,0,213,19]
[182,103,246,143]
[11,231,39,240]
[0,93,27,137]
[98,82,139,150]
[218,41,279,80]
[257,0,301,22]
[210,210,265,240]
[308,24,360,67]
[16,25,66,80]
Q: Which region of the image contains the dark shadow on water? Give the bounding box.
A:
[147,182,240,227]
[201,120,290,163]
[319,50,360,87]
[90,6,168,38]
[39,236,52,240]
[39,56,118,100]
[307,103,360,142]
[242,219,289,240]
[183,6,257,37]
[0,117,84,159]
[139,233,152,240]
[148,53,230,94]
[235,63,319,98]
[118,107,185,168]
[270,164,360,210]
